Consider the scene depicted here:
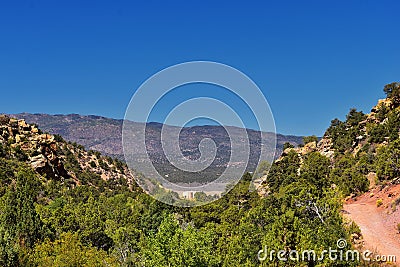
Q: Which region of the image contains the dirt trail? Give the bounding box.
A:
[343,185,400,265]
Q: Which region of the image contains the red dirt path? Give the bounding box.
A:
[343,184,400,266]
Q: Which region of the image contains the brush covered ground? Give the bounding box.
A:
[1,83,400,266]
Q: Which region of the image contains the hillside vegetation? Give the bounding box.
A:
[12,113,303,183]
[0,83,399,266]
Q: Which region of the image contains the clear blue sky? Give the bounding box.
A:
[1,0,399,136]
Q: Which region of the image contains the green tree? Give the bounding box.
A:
[300,152,331,194]
[141,215,218,267]
[375,139,400,180]
[330,153,369,196]
[385,109,400,141]
[303,135,318,145]
[383,82,400,105]
[325,109,365,152]
[0,165,44,266]
[194,192,208,202]
[267,150,300,192]
[283,142,295,150]
[375,102,390,121]
[346,108,365,127]
[29,232,118,267]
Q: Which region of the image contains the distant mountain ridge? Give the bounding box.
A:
[10,113,303,183]
[11,113,303,158]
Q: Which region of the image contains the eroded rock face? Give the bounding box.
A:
[302,141,317,154]
[0,114,135,188]
[0,115,70,180]
[317,138,335,159]
[281,141,319,158]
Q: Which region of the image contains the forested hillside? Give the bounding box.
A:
[11,114,305,184]
[1,83,400,266]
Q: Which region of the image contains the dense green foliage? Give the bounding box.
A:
[325,108,366,152]
[0,153,359,267]
[330,153,369,196]
[283,142,295,150]
[383,82,400,105]
[3,83,400,266]
[322,82,400,189]
[0,160,44,266]
[375,139,400,181]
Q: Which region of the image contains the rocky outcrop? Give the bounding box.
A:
[0,115,70,180]
[254,174,270,197]
[317,138,335,159]
[0,114,136,189]
[370,98,392,113]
